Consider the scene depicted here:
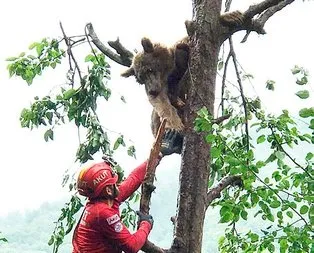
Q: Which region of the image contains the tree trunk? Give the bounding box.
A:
[170,1,222,252]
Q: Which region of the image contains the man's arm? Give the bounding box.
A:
[117,129,182,202]
[117,161,148,203]
[100,209,152,253]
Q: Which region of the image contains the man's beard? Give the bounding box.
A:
[106,184,119,199]
[112,184,119,198]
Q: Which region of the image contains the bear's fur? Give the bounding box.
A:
[121,11,245,137]
[121,37,189,136]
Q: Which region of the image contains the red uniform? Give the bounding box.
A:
[72,161,151,253]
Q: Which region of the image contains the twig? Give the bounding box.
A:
[270,126,314,180]
[229,37,250,157]
[59,22,83,83]
[221,51,232,114]
[213,114,232,124]
[206,175,242,208]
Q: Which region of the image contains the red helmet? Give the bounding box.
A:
[77,162,118,199]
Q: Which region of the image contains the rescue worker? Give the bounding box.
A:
[72,130,181,253]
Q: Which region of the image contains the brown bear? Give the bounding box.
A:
[121,37,189,137]
[121,11,245,137]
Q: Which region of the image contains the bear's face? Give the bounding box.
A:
[121,38,174,97]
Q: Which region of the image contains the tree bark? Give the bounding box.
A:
[171,1,222,252]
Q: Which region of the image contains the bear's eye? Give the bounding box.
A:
[136,74,145,84]
[147,68,154,74]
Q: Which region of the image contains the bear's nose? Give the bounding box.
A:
[149,90,159,97]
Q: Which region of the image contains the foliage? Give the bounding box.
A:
[7,35,138,252]
[6,19,313,253]
[48,195,83,253]
[195,66,313,252]
[6,38,65,85]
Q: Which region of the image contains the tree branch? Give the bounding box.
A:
[140,119,167,214]
[85,23,133,67]
[220,0,296,42]
[257,0,295,27]
[140,119,167,253]
[206,175,242,209]
[60,22,83,83]
[241,0,295,42]
[244,0,294,18]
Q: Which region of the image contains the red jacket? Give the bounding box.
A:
[72,161,151,253]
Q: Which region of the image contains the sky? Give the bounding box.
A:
[0,0,313,219]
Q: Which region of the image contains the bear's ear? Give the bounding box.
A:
[121,67,135,78]
[141,37,154,53]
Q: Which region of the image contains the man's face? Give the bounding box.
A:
[104,184,119,199]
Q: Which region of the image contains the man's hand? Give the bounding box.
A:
[160,129,183,156]
[136,211,154,228]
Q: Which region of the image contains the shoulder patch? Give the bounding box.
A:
[114,222,123,233]
[106,214,120,225]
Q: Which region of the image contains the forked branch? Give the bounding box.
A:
[86,23,133,67]
[221,0,296,42]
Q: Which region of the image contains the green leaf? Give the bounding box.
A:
[291,65,301,74]
[219,211,234,223]
[266,80,275,91]
[0,237,8,242]
[127,145,136,158]
[265,153,276,164]
[225,156,241,166]
[305,152,313,161]
[29,42,39,50]
[309,119,314,130]
[210,147,221,158]
[257,134,266,144]
[300,205,309,215]
[275,151,285,160]
[266,213,275,222]
[63,89,77,100]
[240,210,248,220]
[249,233,259,243]
[5,57,18,61]
[113,136,125,150]
[36,43,44,56]
[279,238,288,253]
[295,90,309,99]
[50,62,57,69]
[44,129,54,142]
[309,205,314,225]
[48,235,54,245]
[286,211,293,218]
[251,192,259,206]
[296,76,308,85]
[268,243,275,253]
[299,107,314,118]
[217,60,223,71]
[277,211,283,219]
[120,96,126,103]
[206,134,215,143]
[270,200,281,208]
[85,54,94,62]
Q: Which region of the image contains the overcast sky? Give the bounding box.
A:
[0,0,313,217]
